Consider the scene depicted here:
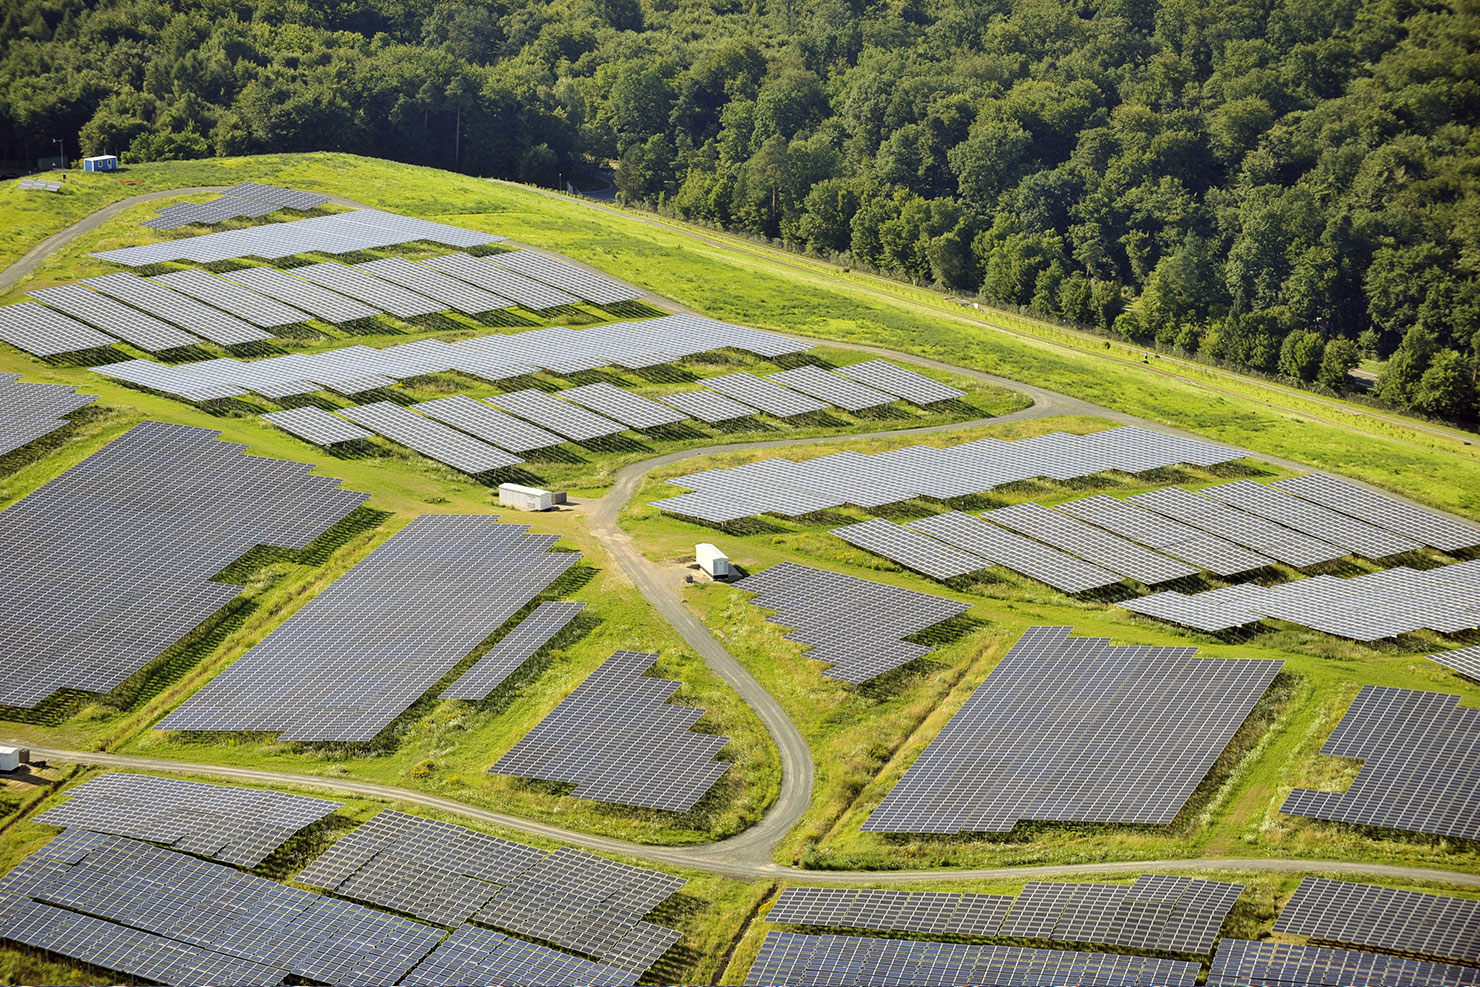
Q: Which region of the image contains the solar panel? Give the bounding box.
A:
[142,196,278,229]
[1207,939,1480,987]
[218,181,332,210]
[483,248,643,305]
[864,625,1282,833]
[766,365,896,411]
[411,395,565,453]
[1128,486,1348,567]
[1056,494,1274,577]
[0,301,116,356]
[491,650,730,811]
[1280,685,1480,840]
[442,601,585,699]
[355,256,513,313]
[1274,877,1480,965]
[33,772,342,866]
[402,925,635,987]
[745,931,1202,987]
[159,515,579,741]
[656,389,759,422]
[832,359,965,404]
[0,829,444,985]
[558,382,686,429]
[94,358,249,402]
[829,518,991,581]
[91,208,503,266]
[735,562,972,682]
[82,272,272,346]
[290,261,446,318]
[338,401,521,473]
[996,875,1244,954]
[906,511,1123,594]
[703,372,830,417]
[261,406,373,446]
[224,265,380,322]
[487,388,627,441]
[1199,479,1423,559]
[29,284,201,351]
[767,887,1014,937]
[984,502,1199,585]
[1273,473,1480,553]
[0,377,95,457]
[1430,644,1480,680]
[149,268,312,328]
[0,420,367,708]
[421,253,581,309]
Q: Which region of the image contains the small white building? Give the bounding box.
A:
[498,483,554,512]
[82,154,118,172]
[697,543,730,578]
[0,746,29,772]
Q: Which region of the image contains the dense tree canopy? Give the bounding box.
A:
[3,0,1477,421]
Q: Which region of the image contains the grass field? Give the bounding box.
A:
[1,152,1478,985]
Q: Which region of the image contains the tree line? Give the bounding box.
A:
[2,0,1476,422]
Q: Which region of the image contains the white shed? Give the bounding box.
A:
[0,746,29,772]
[697,543,730,578]
[498,483,553,512]
[82,154,118,172]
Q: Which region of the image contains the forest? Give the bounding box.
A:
[2,0,1476,421]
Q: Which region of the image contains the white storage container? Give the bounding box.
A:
[498,483,553,512]
[697,543,730,578]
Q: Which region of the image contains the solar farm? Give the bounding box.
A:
[0,160,1477,987]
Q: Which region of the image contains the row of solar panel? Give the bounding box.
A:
[0,248,646,359]
[16,177,62,191]
[655,425,1249,522]
[0,374,95,458]
[141,183,330,230]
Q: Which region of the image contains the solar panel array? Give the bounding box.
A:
[403,924,634,987]
[1057,494,1274,577]
[95,357,248,402]
[221,182,333,210]
[830,517,992,581]
[0,300,115,356]
[1207,939,1480,987]
[413,394,566,452]
[0,829,444,986]
[291,260,446,318]
[34,772,342,867]
[1274,877,1480,965]
[1127,486,1348,568]
[339,401,522,473]
[142,196,278,230]
[833,359,966,404]
[654,426,1250,523]
[1274,473,1480,553]
[0,374,94,457]
[1280,684,1480,840]
[491,650,731,811]
[488,387,627,441]
[864,625,1283,833]
[1431,644,1480,680]
[150,267,311,328]
[703,371,830,417]
[767,887,1014,937]
[17,177,62,191]
[1199,479,1424,559]
[766,365,896,411]
[656,388,759,422]
[995,875,1244,954]
[903,512,1123,593]
[261,405,373,446]
[355,255,513,313]
[559,381,686,429]
[745,931,1202,987]
[736,562,972,682]
[225,264,381,323]
[442,600,586,700]
[29,283,200,351]
[125,313,807,401]
[422,252,582,309]
[82,271,272,346]
[483,248,643,305]
[92,208,504,266]
[1121,559,1480,639]
[983,501,1199,585]
[157,514,581,741]
[0,420,366,709]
